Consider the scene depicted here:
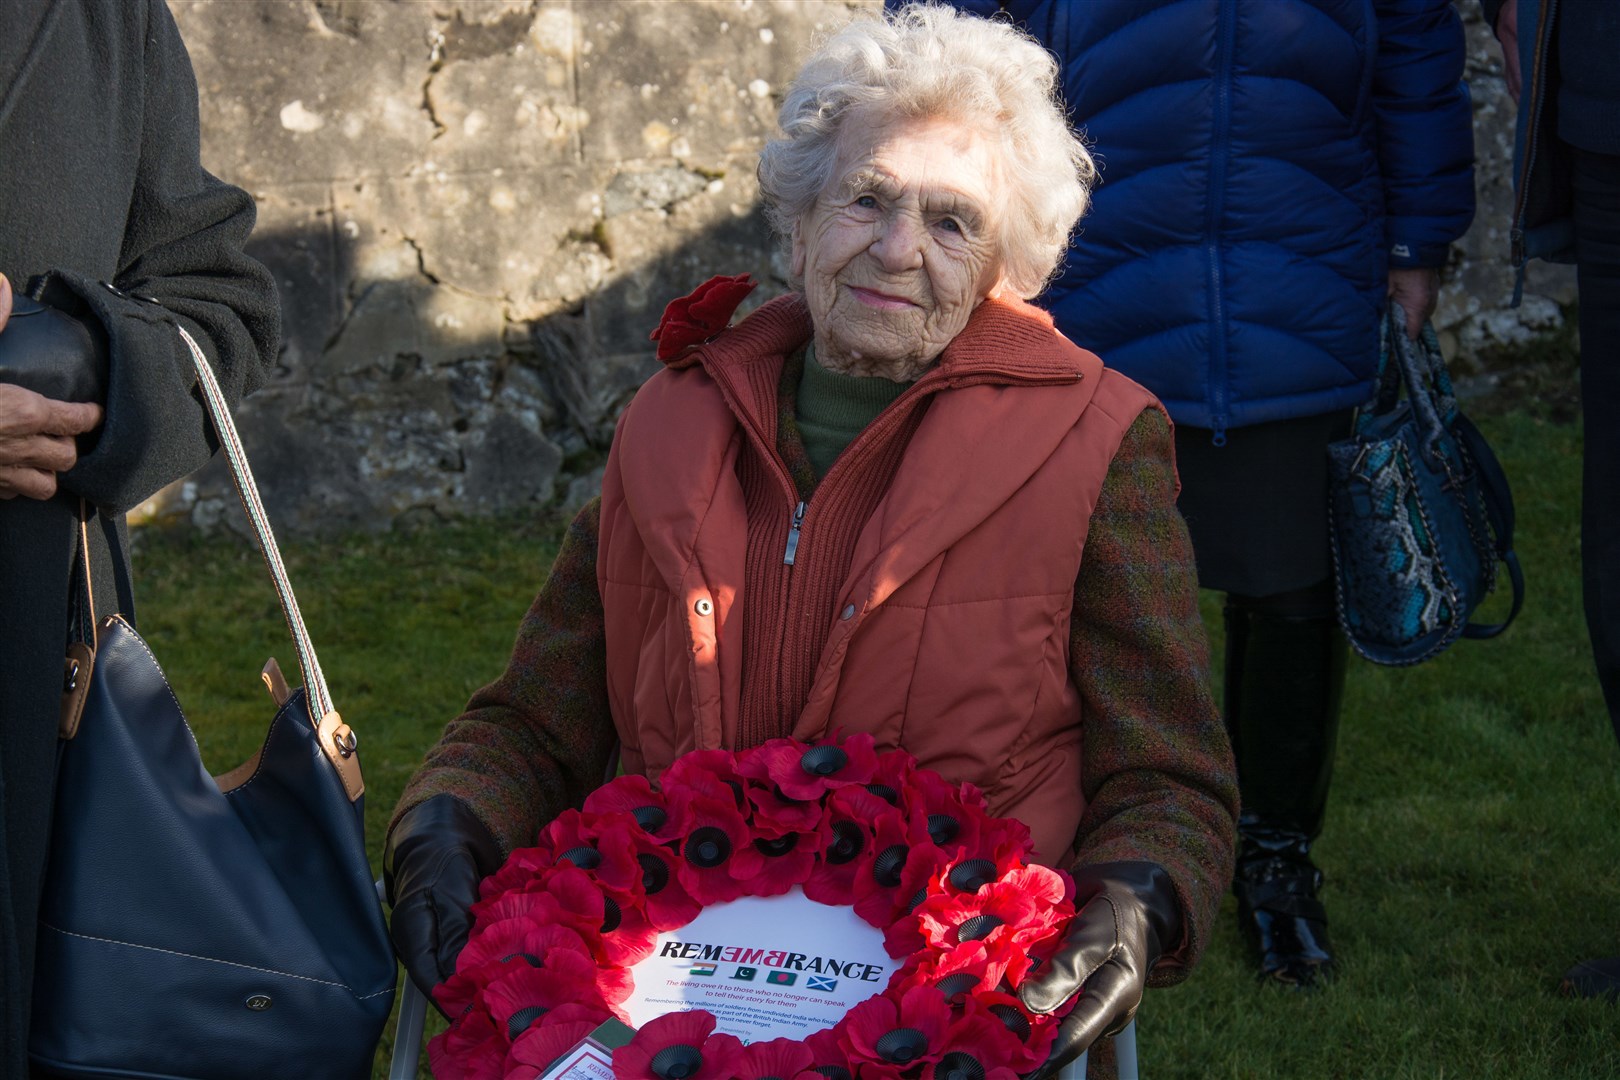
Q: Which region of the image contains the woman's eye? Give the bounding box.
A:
[855,195,879,209]
[938,217,961,234]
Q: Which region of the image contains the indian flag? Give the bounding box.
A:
[690,962,717,976]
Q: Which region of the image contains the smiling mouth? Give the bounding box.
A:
[848,286,920,310]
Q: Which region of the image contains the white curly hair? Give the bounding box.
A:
[757,3,1095,299]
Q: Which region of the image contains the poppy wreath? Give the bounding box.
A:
[428,734,1079,1080]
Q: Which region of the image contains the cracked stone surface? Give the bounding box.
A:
[150,0,1561,534]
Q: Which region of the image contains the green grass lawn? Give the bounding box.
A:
[131,407,1619,1079]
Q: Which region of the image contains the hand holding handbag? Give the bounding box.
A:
[0,277,109,404]
[31,326,396,1078]
[1326,305,1525,666]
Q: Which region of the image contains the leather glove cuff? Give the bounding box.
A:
[1070,859,1184,967]
[383,794,502,906]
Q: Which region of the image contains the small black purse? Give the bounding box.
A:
[31,326,396,1078]
[0,278,108,403]
[1326,306,1525,665]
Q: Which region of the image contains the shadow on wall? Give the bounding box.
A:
[148,206,789,537]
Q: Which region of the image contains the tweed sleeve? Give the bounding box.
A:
[389,498,618,859]
[1069,406,1240,987]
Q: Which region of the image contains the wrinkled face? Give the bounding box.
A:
[792,112,1006,381]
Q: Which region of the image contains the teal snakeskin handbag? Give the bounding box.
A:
[1326,306,1525,666]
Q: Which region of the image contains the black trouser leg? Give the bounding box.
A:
[1224,580,1347,985]
[1572,146,1620,743]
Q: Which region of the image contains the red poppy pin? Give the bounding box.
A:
[649,274,757,361]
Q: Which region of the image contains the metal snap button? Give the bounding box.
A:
[694,598,713,617]
[245,994,272,1011]
[840,604,856,620]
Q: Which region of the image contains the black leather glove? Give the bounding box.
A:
[383,794,503,1012]
[1019,861,1184,1079]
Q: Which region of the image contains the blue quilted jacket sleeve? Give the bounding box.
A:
[1373,0,1476,267]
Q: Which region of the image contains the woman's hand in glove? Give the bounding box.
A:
[383,794,503,1012]
[1019,861,1184,1079]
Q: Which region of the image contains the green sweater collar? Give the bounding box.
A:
[795,344,914,479]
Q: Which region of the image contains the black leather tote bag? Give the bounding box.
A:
[30,327,396,1079]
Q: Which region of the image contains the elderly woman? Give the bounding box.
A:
[386,5,1237,1073]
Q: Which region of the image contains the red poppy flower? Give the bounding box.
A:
[648,274,756,361]
[661,749,749,811]
[436,919,600,1016]
[477,844,558,903]
[614,1010,745,1080]
[956,991,1058,1074]
[801,1027,855,1079]
[972,815,1042,883]
[739,734,880,802]
[585,774,682,844]
[664,787,755,906]
[864,845,953,959]
[484,963,616,1047]
[455,918,592,972]
[620,828,704,931]
[895,771,989,860]
[889,940,993,1005]
[745,778,827,835]
[527,800,698,931]
[804,786,905,905]
[842,985,953,1072]
[732,832,818,899]
[505,1016,600,1079]
[730,1036,821,1080]
[866,746,918,804]
[430,1009,507,1080]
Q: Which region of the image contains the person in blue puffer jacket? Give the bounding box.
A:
[918,0,1474,988]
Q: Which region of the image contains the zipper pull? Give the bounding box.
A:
[783,501,806,565]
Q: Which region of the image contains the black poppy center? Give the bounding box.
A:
[632,805,667,832]
[989,1003,1032,1041]
[753,834,800,857]
[864,782,899,804]
[800,745,849,777]
[933,972,980,1003]
[601,896,622,933]
[506,1004,548,1041]
[683,827,732,868]
[875,1028,928,1064]
[499,951,542,968]
[824,820,866,864]
[936,1051,987,1080]
[813,1068,852,1080]
[650,1044,704,1080]
[926,814,959,845]
[872,844,909,888]
[639,853,671,894]
[956,914,1004,942]
[558,844,600,870]
[948,859,997,893]
[905,887,929,915]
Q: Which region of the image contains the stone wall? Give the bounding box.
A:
[149,0,1571,533]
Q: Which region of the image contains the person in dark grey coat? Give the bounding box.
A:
[0,1,279,1073]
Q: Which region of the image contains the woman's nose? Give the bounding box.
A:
[869,214,925,271]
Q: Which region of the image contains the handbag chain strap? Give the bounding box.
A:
[177,326,335,722]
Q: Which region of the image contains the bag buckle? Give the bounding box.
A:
[331,724,358,759]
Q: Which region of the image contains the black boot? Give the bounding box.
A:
[1224,591,1347,988]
